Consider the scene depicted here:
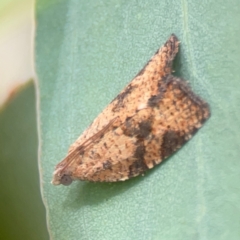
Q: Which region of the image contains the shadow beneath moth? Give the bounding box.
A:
[52,34,210,186]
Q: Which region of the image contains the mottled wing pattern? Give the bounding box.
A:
[68,34,179,153]
[52,34,210,186]
[70,75,209,182]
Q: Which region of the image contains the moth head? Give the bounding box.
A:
[51,170,73,186]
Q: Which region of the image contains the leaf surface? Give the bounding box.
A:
[36,1,240,239]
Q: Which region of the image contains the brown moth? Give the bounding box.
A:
[52,34,210,186]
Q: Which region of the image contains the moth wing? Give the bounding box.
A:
[72,75,210,182]
[72,107,163,182]
[68,35,180,153]
[52,117,120,185]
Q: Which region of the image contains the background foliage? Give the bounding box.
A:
[0,83,48,240]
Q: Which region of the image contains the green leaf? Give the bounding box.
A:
[0,82,48,240]
[36,1,240,239]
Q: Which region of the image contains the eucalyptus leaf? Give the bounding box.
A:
[36,1,240,239]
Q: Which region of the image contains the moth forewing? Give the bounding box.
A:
[52,34,210,186]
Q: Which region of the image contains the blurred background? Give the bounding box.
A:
[0,0,48,239]
[0,0,34,106]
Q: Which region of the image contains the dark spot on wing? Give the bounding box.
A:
[123,117,135,136]
[161,130,186,159]
[147,79,168,107]
[147,95,159,107]
[128,144,148,177]
[147,94,164,107]
[138,120,152,138]
[103,160,112,170]
[123,118,152,139]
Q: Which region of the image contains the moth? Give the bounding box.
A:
[52,34,210,186]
